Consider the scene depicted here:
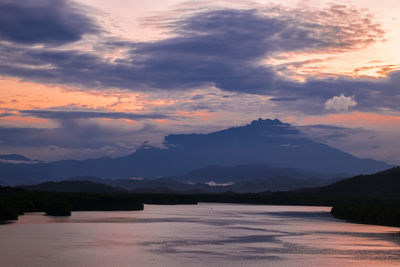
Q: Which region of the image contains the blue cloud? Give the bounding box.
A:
[0,0,98,45]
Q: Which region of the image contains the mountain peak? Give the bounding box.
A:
[246,118,292,131]
[250,118,283,126]
[233,118,298,136]
[164,118,298,146]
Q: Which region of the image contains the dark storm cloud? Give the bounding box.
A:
[0,112,14,117]
[0,3,398,114]
[191,95,204,101]
[20,110,170,120]
[0,0,98,45]
[269,97,299,102]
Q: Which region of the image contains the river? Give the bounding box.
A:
[1,203,399,266]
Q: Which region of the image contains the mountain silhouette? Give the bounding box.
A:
[0,118,390,184]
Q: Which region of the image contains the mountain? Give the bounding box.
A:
[0,118,390,184]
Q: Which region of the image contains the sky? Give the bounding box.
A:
[0,0,399,164]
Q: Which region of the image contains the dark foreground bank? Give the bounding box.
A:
[331,201,400,227]
[0,186,204,221]
[0,187,144,221]
[2,189,400,228]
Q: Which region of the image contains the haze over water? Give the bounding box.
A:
[1,204,400,267]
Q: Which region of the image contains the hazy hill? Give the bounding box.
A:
[166,164,341,192]
[21,167,400,198]
[69,177,221,193]
[172,164,330,183]
[49,167,400,196]
[0,119,390,184]
[22,180,123,193]
[67,171,339,193]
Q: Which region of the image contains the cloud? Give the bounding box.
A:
[0,112,14,117]
[0,0,99,45]
[0,2,394,117]
[0,4,385,97]
[20,110,170,120]
[269,97,298,102]
[0,120,168,160]
[324,94,357,112]
[297,123,400,165]
[0,3,394,117]
[0,107,181,161]
[297,124,367,143]
[191,95,204,101]
[300,112,400,128]
[270,70,400,115]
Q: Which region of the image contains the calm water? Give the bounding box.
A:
[1,203,400,267]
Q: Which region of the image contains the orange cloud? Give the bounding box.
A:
[0,77,180,116]
[300,112,400,128]
[155,119,168,124]
[0,115,56,128]
[0,78,116,110]
[174,110,214,121]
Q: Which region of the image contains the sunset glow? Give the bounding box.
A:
[0,0,399,163]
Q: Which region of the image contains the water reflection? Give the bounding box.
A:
[0,203,399,267]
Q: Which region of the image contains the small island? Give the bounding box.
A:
[0,187,145,222]
[45,201,71,216]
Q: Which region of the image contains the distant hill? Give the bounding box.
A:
[310,167,400,199]
[66,165,340,193]
[0,118,390,184]
[172,164,331,183]
[68,176,215,193]
[61,167,400,196]
[167,164,341,192]
[22,180,124,193]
